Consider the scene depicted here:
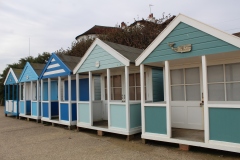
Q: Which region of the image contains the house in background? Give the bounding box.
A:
[75,25,121,41]
[136,14,240,153]
[4,68,22,117]
[18,62,45,122]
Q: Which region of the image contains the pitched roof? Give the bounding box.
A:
[57,54,81,71]
[30,63,46,76]
[103,41,143,62]
[75,25,121,40]
[233,32,240,37]
[12,68,23,79]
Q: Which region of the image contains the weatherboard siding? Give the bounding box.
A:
[152,68,164,102]
[77,45,124,73]
[5,72,17,84]
[143,22,240,64]
[41,54,71,79]
[19,63,38,82]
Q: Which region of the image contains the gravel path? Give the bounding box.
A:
[0,106,239,160]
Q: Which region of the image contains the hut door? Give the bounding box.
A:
[79,78,89,101]
[170,67,204,130]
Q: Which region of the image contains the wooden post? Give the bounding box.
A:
[24,82,26,115]
[125,66,130,131]
[140,64,145,133]
[48,78,51,119]
[107,69,111,128]
[202,56,209,143]
[76,73,79,123]
[36,80,39,117]
[41,79,43,117]
[165,61,171,138]
[89,71,93,126]
[58,77,61,121]
[68,75,72,123]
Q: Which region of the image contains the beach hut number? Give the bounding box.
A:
[168,42,192,53]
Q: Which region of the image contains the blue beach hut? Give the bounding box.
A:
[39,53,81,129]
[73,38,163,140]
[135,14,240,153]
[4,68,22,117]
[18,62,45,121]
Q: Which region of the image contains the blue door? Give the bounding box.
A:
[79,78,89,101]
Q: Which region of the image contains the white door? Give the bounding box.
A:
[9,100,13,112]
[170,67,204,130]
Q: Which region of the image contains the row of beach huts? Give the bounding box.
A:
[4,14,240,153]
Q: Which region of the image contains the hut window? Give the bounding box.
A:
[129,73,146,100]
[171,68,201,101]
[105,75,122,100]
[208,63,240,101]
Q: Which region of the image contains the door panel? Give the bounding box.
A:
[170,67,203,130]
[79,78,89,101]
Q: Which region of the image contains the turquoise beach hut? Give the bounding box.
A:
[4,68,22,117]
[18,62,45,121]
[135,14,240,153]
[73,38,163,140]
[39,53,81,129]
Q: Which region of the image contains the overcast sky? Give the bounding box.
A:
[0,0,240,74]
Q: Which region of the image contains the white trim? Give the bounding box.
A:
[125,66,130,131]
[165,61,171,138]
[208,104,240,108]
[135,13,240,66]
[76,74,79,123]
[47,63,60,69]
[140,64,145,133]
[51,58,55,62]
[43,69,65,76]
[41,80,43,117]
[89,71,93,126]
[202,56,209,143]
[107,69,111,128]
[4,68,18,85]
[48,78,51,119]
[73,38,130,74]
[68,75,72,122]
[142,133,240,153]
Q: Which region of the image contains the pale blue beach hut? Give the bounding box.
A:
[18,62,45,121]
[4,68,22,117]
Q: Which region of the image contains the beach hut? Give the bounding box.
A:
[4,68,22,117]
[18,62,45,122]
[73,38,164,140]
[39,53,81,129]
[135,14,240,152]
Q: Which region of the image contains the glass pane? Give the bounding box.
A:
[171,69,184,85]
[129,74,135,86]
[129,87,135,100]
[226,83,240,101]
[185,67,200,84]
[186,85,201,101]
[136,73,140,86]
[225,63,240,82]
[105,89,107,100]
[136,87,141,100]
[207,65,224,83]
[113,88,121,100]
[208,84,225,101]
[104,77,107,88]
[171,85,184,101]
[113,75,121,87]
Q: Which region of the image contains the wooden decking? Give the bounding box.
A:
[93,120,108,129]
[172,128,204,142]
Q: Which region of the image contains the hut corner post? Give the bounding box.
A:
[202,55,209,143]
[165,61,171,138]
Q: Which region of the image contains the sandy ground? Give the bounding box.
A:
[0,106,239,160]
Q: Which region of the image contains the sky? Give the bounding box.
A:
[0,0,240,74]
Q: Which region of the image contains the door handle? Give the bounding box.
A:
[200,92,204,107]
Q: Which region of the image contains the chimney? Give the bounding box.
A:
[121,22,127,29]
[149,13,153,18]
